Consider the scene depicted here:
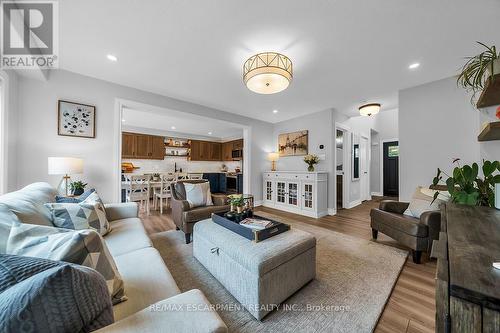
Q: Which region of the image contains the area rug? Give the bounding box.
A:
[151,211,408,333]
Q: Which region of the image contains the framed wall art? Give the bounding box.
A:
[278,130,308,157]
[58,100,96,138]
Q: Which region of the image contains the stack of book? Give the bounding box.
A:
[239,218,273,230]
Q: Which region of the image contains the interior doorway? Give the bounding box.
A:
[382,140,399,197]
[335,128,346,210]
[360,135,369,201]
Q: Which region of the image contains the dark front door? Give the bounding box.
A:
[383,141,399,197]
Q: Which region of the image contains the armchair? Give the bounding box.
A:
[370,200,441,264]
[170,180,229,244]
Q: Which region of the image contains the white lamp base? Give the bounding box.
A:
[57,175,72,196]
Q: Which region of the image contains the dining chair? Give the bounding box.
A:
[153,173,176,214]
[187,173,203,180]
[125,174,150,215]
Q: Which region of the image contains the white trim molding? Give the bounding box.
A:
[328,208,336,215]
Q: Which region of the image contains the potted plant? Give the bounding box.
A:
[227,194,245,213]
[69,181,88,196]
[303,154,320,172]
[457,42,499,104]
[152,173,160,181]
[432,158,500,207]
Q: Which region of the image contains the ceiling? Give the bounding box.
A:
[122,108,243,140]
[59,0,500,122]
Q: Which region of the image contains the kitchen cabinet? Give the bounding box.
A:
[210,142,222,160]
[190,140,222,161]
[262,172,328,218]
[121,132,165,160]
[222,142,233,161]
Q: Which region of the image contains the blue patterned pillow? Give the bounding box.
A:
[55,188,95,203]
[0,254,114,333]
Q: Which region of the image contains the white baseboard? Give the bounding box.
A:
[254,200,263,207]
[347,199,362,209]
[328,208,336,216]
[371,192,383,197]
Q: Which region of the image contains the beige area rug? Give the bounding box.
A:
[151,211,408,333]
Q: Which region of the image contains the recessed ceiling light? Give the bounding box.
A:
[171,126,176,130]
[273,109,278,114]
[408,63,420,70]
[208,132,212,135]
[107,54,118,62]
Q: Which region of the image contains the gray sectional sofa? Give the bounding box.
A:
[0,182,227,333]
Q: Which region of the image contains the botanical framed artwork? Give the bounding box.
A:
[278,130,308,157]
[58,100,96,138]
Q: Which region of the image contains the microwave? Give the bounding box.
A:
[231,149,243,159]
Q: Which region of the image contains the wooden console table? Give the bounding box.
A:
[433,204,500,332]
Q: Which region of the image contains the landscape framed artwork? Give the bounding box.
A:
[58,100,96,138]
[278,130,308,157]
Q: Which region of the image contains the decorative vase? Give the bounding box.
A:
[495,183,500,210]
[73,188,84,196]
[237,206,243,214]
[307,165,315,172]
[230,204,235,212]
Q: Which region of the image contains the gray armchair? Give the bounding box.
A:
[170,180,229,244]
[370,200,441,264]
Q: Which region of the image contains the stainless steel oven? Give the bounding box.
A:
[226,174,237,194]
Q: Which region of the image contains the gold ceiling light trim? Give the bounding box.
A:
[243,52,293,94]
[359,103,381,116]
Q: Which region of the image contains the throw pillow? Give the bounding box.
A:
[403,186,449,218]
[45,192,110,236]
[5,222,127,304]
[55,188,96,203]
[184,182,213,208]
[0,254,114,333]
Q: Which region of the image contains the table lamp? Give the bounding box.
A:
[268,152,279,171]
[48,157,84,196]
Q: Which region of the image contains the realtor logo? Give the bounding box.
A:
[1,0,58,69]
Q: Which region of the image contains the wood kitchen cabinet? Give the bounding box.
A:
[190,140,222,161]
[222,142,233,161]
[121,132,165,160]
[210,142,222,161]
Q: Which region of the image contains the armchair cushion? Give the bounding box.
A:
[184,182,213,208]
[379,200,409,214]
[403,186,448,218]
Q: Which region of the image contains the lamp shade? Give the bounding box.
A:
[359,103,381,116]
[48,157,83,175]
[268,152,280,162]
[243,52,292,94]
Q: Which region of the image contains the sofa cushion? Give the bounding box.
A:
[96,289,227,333]
[0,182,57,226]
[113,247,180,321]
[0,204,20,253]
[371,208,428,237]
[55,188,96,203]
[6,222,127,304]
[403,186,449,218]
[0,255,113,333]
[45,199,110,236]
[183,205,230,223]
[184,182,213,208]
[104,218,152,257]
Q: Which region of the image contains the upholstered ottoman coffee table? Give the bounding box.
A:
[193,218,316,320]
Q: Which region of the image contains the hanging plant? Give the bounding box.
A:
[457,42,499,105]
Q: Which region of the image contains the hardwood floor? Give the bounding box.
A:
[140,198,436,333]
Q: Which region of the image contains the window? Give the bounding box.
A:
[388,145,399,157]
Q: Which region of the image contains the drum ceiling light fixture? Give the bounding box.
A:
[359,103,381,116]
[243,52,293,94]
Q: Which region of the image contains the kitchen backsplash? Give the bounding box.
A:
[122,158,242,173]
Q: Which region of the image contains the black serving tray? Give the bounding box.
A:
[211,212,290,243]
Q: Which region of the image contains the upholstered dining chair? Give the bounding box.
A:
[187,173,203,180]
[153,173,176,214]
[125,174,150,215]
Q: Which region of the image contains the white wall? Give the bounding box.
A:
[399,76,499,201]
[272,109,344,212]
[13,70,272,202]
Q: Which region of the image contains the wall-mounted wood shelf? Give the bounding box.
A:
[165,144,190,148]
[478,121,500,141]
[476,74,500,109]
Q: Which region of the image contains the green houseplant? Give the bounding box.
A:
[457,42,499,104]
[69,181,88,196]
[432,159,500,207]
[227,194,245,213]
